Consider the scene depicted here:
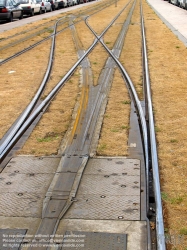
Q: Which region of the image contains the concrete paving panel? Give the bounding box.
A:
[56,219,147,250]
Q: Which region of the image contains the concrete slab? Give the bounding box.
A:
[0,216,41,249]
[56,219,147,250]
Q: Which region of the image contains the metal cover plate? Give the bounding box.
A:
[61,231,127,250]
[76,174,140,196]
[57,155,87,173]
[0,228,27,250]
[0,193,43,217]
[0,156,60,218]
[84,158,140,175]
[65,158,140,220]
[65,195,140,220]
[0,173,54,193]
[3,156,60,174]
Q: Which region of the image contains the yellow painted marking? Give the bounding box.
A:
[68,71,89,144]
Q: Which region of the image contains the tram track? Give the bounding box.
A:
[0,0,166,249]
[0,0,132,165]
[0,0,118,167]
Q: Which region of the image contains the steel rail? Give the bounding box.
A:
[0,0,131,162]
[140,2,166,250]
[0,0,115,66]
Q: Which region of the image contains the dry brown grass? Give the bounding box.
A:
[120,0,143,99]
[74,21,95,50]
[0,30,52,59]
[19,29,79,155]
[88,44,108,86]
[19,71,80,155]
[0,17,57,40]
[42,29,78,96]
[97,68,130,156]
[0,39,51,138]
[0,20,55,48]
[104,0,132,49]
[143,0,187,249]
[88,0,129,34]
[97,0,142,156]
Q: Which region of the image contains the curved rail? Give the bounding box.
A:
[140,3,166,250]
[0,0,131,163]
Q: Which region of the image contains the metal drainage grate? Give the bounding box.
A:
[0,229,27,250]
[61,231,127,250]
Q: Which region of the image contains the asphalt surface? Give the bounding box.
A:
[147,0,187,45]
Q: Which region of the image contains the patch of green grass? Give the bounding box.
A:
[155,126,161,132]
[98,143,107,151]
[170,139,178,143]
[0,38,4,41]
[164,228,169,233]
[111,129,119,132]
[37,137,53,142]
[121,100,131,105]
[176,46,180,49]
[47,29,53,34]
[36,132,59,142]
[179,228,187,235]
[131,22,134,25]
[93,62,97,65]
[106,41,111,45]
[170,196,183,204]
[161,192,169,201]
[121,125,129,130]
[162,192,184,204]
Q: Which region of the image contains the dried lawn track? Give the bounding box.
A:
[19,28,79,156]
[97,0,142,156]
[143,0,187,248]
[97,68,130,156]
[104,0,133,49]
[0,38,51,139]
[88,0,131,35]
[120,0,143,100]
